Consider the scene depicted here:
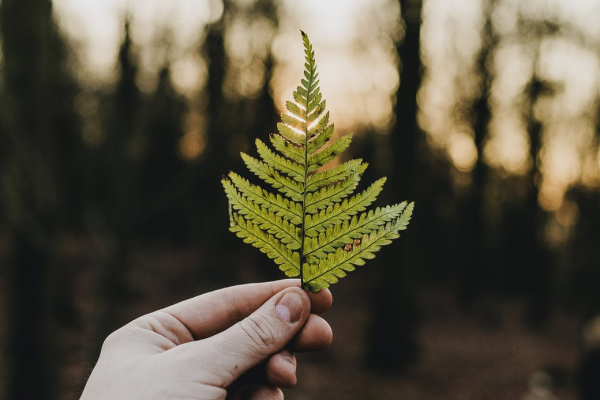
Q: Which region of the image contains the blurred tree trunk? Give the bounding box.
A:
[255,52,278,143]
[137,64,189,243]
[196,0,280,283]
[253,0,279,144]
[457,0,495,309]
[521,73,553,326]
[571,189,600,319]
[0,0,81,398]
[391,0,421,193]
[248,50,282,283]
[196,12,237,283]
[90,19,142,360]
[569,112,600,319]
[366,0,422,371]
[248,1,280,281]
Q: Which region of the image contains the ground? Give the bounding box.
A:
[2,242,582,400]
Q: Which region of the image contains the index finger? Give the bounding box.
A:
[161,279,332,340]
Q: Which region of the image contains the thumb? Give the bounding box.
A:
[190,287,310,387]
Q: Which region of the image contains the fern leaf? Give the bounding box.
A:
[228,172,302,224]
[223,180,302,250]
[281,113,306,132]
[303,202,414,291]
[305,178,388,235]
[307,124,335,154]
[270,134,304,164]
[308,111,330,136]
[255,139,305,182]
[222,31,414,291]
[285,100,306,119]
[303,203,409,259]
[306,159,364,192]
[241,153,304,201]
[305,163,368,214]
[308,99,326,122]
[230,214,300,276]
[277,122,305,145]
[307,134,353,172]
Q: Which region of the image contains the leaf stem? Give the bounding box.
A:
[298,34,314,290]
[299,137,308,289]
[298,96,310,289]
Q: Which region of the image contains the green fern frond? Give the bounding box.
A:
[223,180,302,249]
[306,159,364,192]
[228,172,302,224]
[302,203,414,292]
[305,178,388,235]
[255,139,305,182]
[305,164,367,213]
[222,31,414,291]
[270,134,304,163]
[241,153,304,201]
[307,134,353,172]
[308,123,334,153]
[303,202,409,259]
[229,215,300,276]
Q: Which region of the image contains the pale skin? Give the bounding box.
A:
[80,279,333,400]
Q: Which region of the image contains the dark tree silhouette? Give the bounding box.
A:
[137,64,189,243]
[195,8,239,283]
[89,18,143,360]
[521,72,553,326]
[250,0,279,144]
[196,0,279,283]
[570,188,600,319]
[568,46,600,322]
[253,50,278,145]
[240,0,281,282]
[0,0,82,398]
[366,0,423,371]
[457,0,496,309]
[568,105,600,319]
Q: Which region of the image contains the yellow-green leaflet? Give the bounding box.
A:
[222,31,414,292]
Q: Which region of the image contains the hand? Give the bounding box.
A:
[80,279,333,400]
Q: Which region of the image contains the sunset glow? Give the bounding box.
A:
[52,0,600,210]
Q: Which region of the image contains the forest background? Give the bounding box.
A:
[1,0,600,399]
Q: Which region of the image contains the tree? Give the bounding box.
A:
[250,0,279,144]
[89,17,143,360]
[457,0,496,309]
[366,0,423,371]
[521,72,553,325]
[194,8,239,283]
[195,0,280,282]
[0,0,82,398]
[137,63,189,243]
[509,17,560,325]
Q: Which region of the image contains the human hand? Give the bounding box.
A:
[80,279,333,400]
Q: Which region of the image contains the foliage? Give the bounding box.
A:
[222,31,413,292]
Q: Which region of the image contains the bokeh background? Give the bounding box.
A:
[1,0,600,399]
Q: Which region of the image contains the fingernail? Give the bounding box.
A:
[275,292,303,324]
[280,352,296,370]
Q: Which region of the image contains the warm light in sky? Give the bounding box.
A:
[52,0,600,210]
[420,0,600,210]
[53,0,216,85]
[52,0,400,134]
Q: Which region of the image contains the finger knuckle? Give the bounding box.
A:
[101,329,126,353]
[239,314,280,353]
